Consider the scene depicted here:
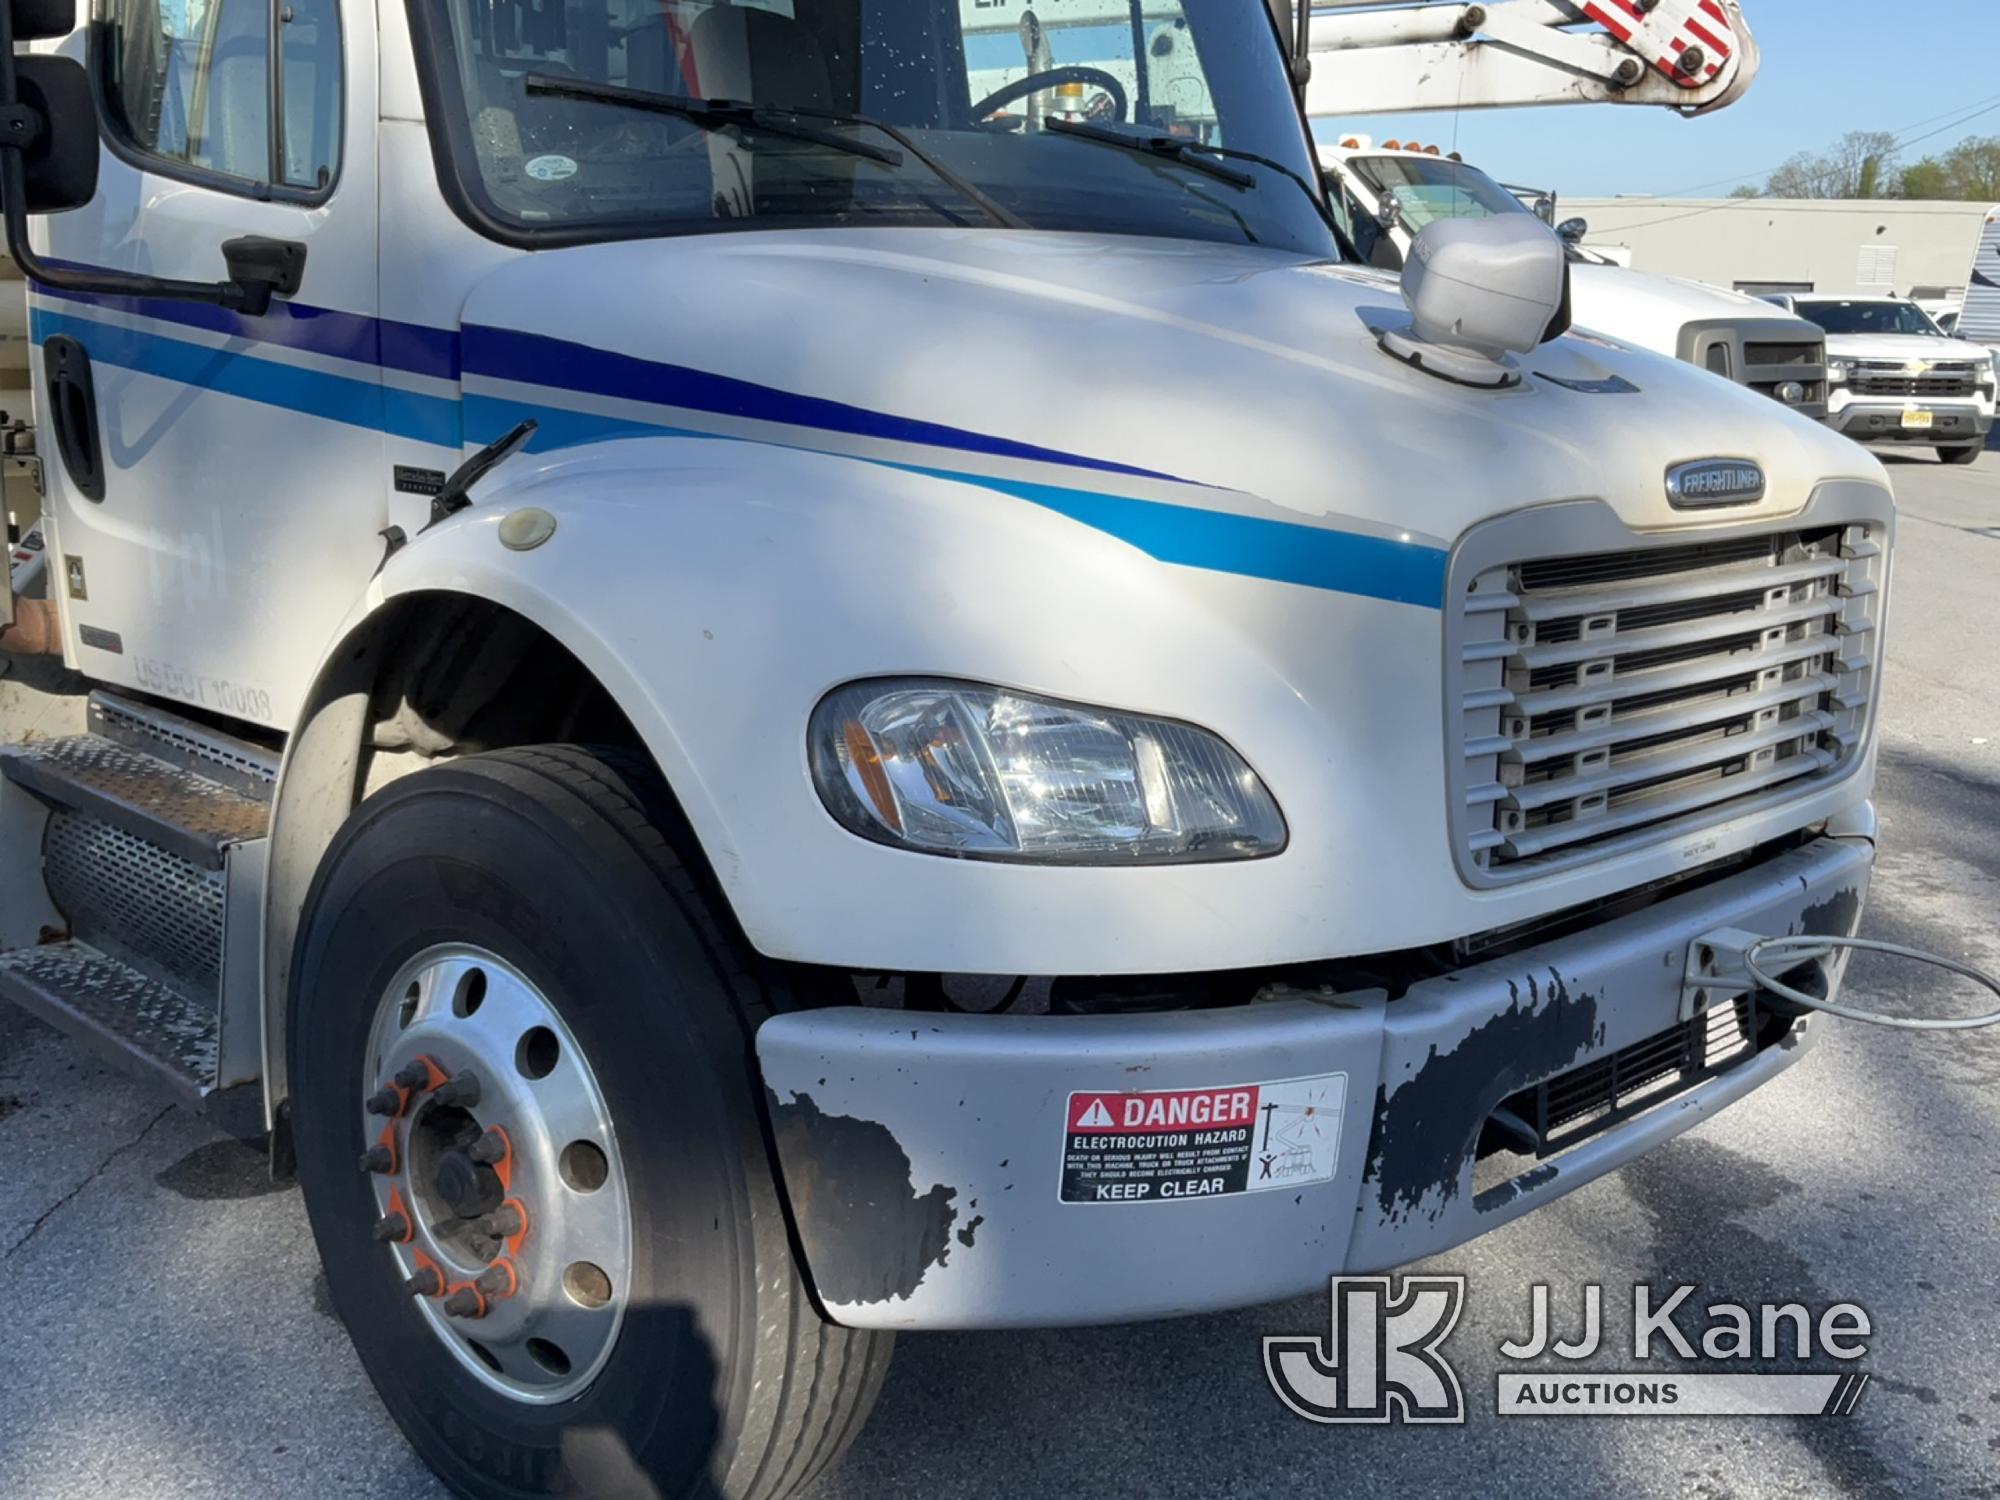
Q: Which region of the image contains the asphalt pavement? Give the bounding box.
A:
[1,448,1996,1499]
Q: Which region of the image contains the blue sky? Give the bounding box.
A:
[1309,0,2000,199]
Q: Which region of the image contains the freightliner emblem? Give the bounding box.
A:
[1666,459,1766,509]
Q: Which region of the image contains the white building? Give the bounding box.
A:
[1561,197,1994,305]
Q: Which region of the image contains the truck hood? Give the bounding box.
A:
[1822,332,1995,364]
[459,229,1884,548]
[1566,263,1819,359]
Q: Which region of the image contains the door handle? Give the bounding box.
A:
[43,335,105,503]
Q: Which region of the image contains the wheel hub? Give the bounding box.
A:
[360,945,631,1404]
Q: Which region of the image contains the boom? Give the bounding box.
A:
[1302,0,1760,117]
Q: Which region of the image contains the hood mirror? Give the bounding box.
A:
[1379,216,1572,389]
[1557,216,1589,245]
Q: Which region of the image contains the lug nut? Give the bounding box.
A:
[432,1071,482,1109]
[488,1203,526,1239]
[443,1288,486,1319]
[403,1267,442,1298]
[467,1129,506,1166]
[393,1060,432,1091]
[365,1087,402,1118]
[474,1261,516,1299]
[371,1212,412,1244]
[358,1144,395,1175]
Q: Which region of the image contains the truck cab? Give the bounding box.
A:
[1321,138,1831,422]
[0,0,1892,1493]
[1769,293,1996,464]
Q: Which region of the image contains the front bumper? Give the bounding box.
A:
[1828,398,1994,444]
[758,833,1873,1330]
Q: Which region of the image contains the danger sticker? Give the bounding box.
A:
[1061,1075,1346,1204]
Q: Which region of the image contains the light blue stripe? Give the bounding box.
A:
[34,313,1444,609]
[891,466,1448,609]
[29,307,461,447]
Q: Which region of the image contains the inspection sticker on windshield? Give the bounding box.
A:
[525,154,578,182]
[1060,1075,1345,1204]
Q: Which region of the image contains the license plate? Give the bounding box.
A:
[1902,408,1935,430]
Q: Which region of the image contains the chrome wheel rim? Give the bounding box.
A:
[361,944,631,1404]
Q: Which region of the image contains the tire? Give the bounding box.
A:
[1938,443,1984,465]
[289,746,891,1500]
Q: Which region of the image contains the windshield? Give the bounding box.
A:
[1793,301,1945,337]
[410,0,1335,254]
[1347,154,1529,230]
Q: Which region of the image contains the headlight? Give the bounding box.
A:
[1826,360,1850,385]
[1979,358,1996,388]
[809,679,1286,864]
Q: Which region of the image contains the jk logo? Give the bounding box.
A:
[1264,1276,1467,1424]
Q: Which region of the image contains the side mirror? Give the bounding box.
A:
[13,56,98,212]
[1377,192,1404,230]
[1557,216,1589,245]
[14,0,74,40]
[0,0,302,313]
[1379,216,1570,388]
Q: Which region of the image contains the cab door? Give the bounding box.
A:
[32,0,380,730]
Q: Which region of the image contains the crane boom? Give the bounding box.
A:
[1301,0,1760,118]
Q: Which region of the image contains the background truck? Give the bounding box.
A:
[1317,143,1830,421]
[0,0,1889,1494]
[1767,293,1997,463]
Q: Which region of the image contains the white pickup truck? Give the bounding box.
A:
[0,0,1889,1492]
[1322,139,1830,421]
[1768,294,1996,464]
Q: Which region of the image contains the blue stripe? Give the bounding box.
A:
[31,307,462,447]
[900,467,1447,608]
[34,264,1182,482]
[467,389,1447,609]
[462,324,1191,486]
[36,262,462,381]
[32,308,1442,608]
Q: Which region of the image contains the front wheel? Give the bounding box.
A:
[1938,442,1985,465]
[290,747,890,1499]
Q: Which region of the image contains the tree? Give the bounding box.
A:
[1761,131,1901,199]
[1898,136,2000,201]
[1728,183,1763,199]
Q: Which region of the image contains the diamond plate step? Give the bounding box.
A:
[0,941,217,1104]
[0,733,269,870]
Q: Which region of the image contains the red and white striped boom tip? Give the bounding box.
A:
[1583,0,1738,89]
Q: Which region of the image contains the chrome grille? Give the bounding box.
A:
[1455,520,1885,879]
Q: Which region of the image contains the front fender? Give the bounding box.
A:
[274,431,1423,983]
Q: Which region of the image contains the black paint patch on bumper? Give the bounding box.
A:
[1365,968,1603,1226]
[766,1089,958,1306]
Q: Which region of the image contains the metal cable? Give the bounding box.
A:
[1743,937,2000,1032]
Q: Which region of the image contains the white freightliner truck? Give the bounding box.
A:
[0,0,1889,1492]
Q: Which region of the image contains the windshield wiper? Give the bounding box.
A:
[1043,117,1256,189]
[523,75,1026,229]
[1043,117,1350,247]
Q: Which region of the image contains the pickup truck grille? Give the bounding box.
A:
[1849,362,1980,400]
[1679,319,1826,419]
[1744,341,1819,368]
[1454,520,1886,880]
